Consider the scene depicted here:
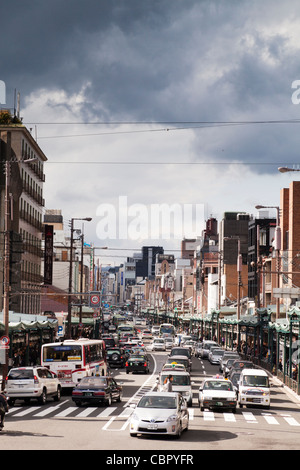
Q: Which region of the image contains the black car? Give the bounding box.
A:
[228,369,242,393]
[125,354,150,374]
[170,347,192,360]
[106,347,127,368]
[72,376,122,406]
[224,360,255,377]
[102,336,116,348]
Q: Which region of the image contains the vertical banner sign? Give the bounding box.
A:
[44,224,53,285]
[90,245,94,291]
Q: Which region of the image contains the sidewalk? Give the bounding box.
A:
[272,374,300,404]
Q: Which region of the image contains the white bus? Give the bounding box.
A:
[41,339,108,388]
[159,323,176,337]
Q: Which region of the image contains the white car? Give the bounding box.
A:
[238,369,271,409]
[163,336,174,349]
[157,371,194,406]
[198,377,237,412]
[151,326,160,336]
[5,366,62,406]
[142,330,153,340]
[129,392,189,437]
[152,338,166,351]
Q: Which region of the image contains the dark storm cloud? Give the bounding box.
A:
[2,0,300,173]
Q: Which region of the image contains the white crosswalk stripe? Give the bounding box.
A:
[262,413,279,425]
[7,403,300,429]
[242,411,257,423]
[97,407,117,418]
[223,412,236,422]
[56,407,77,417]
[203,410,215,421]
[281,414,300,426]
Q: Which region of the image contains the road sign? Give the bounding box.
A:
[0,335,10,349]
[89,291,101,308]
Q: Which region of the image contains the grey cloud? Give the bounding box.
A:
[2,0,300,176]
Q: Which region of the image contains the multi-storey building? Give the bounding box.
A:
[280,181,300,298]
[219,212,251,308]
[248,213,276,307]
[0,117,47,314]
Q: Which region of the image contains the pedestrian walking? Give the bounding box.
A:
[163,374,173,392]
[0,391,9,431]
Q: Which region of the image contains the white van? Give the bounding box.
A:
[238,368,270,409]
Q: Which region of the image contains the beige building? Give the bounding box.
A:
[0,116,47,314]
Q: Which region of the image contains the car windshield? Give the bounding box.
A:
[107,350,120,355]
[203,381,234,391]
[226,358,238,366]
[242,375,269,387]
[8,369,34,380]
[129,356,146,361]
[160,375,190,386]
[171,349,189,356]
[212,349,224,356]
[80,377,107,387]
[138,396,176,409]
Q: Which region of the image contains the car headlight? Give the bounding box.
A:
[166,414,178,422]
[130,413,139,421]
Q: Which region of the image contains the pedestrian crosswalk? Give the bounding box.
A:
[202,409,300,427]
[6,402,300,430]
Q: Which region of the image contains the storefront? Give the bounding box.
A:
[0,312,57,370]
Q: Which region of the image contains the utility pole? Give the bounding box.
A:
[2,159,11,390]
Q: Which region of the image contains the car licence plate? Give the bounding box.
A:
[147,423,158,429]
[85,392,93,397]
[216,402,223,406]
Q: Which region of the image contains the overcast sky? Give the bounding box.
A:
[1,0,300,263]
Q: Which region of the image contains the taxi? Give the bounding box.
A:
[198,376,237,413]
[161,362,186,372]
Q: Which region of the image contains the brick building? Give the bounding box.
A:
[280,181,300,294]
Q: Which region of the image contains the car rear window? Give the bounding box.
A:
[8,369,34,380]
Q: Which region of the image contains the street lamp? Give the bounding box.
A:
[255,205,280,226]
[67,217,92,339]
[278,167,300,173]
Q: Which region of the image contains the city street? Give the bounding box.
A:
[1,347,300,452]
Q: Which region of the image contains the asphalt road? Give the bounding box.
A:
[1,346,300,454]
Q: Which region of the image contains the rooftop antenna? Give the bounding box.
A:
[17,91,20,118]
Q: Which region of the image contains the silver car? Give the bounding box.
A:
[200,341,219,359]
[209,348,225,364]
[129,392,189,438]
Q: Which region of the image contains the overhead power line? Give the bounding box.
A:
[22,118,300,140]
